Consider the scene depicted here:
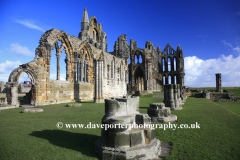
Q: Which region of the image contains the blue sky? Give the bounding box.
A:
[0,0,240,87]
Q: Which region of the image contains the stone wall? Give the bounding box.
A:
[0,81,5,93]
[6,9,128,106]
[210,93,239,101]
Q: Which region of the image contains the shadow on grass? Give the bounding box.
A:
[29,130,99,158]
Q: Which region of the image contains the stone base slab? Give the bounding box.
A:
[21,108,44,113]
[151,114,177,123]
[171,107,183,110]
[95,138,161,160]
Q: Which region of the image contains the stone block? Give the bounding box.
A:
[21,108,43,113]
[95,97,161,159]
[66,103,82,107]
[148,103,177,123]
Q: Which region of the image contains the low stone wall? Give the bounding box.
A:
[194,91,239,101]
[0,97,7,105]
[211,93,239,101]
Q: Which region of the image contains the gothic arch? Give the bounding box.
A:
[79,42,93,66]
[133,66,145,91]
[89,17,101,42]
[8,65,38,84]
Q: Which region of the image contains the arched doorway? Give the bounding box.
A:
[6,65,38,106]
[134,66,145,91]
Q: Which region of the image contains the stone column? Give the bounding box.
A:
[56,53,61,80]
[84,60,87,82]
[174,84,181,109]
[165,58,168,72]
[164,84,182,110]
[216,73,223,92]
[164,84,174,109]
[95,60,104,103]
[80,60,84,82]
[96,60,99,98]
[77,60,80,82]
[94,60,99,103]
[6,82,19,107]
[166,76,169,85]
[100,61,102,98]
[171,75,174,85]
[171,58,174,72]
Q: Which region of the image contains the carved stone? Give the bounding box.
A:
[95,97,161,159]
[148,103,177,122]
[164,84,182,110]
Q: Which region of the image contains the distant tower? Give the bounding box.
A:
[215,73,223,92]
[78,8,90,40]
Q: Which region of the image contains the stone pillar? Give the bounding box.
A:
[98,60,101,97]
[164,84,182,110]
[94,60,104,103]
[94,59,104,103]
[6,82,19,107]
[56,53,61,80]
[80,60,84,82]
[95,97,161,159]
[77,60,80,82]
[171,75,174,85]
[84,60,87,82]
[174,84,181,109]
[165,58,168,72]
[31,85,38,106]
[99,60,102,98]
[216,73,223,92]
[166,76,169,85]
[95,60,98,99]
[171,58,174,72]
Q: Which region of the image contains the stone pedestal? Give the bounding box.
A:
[95,96,161,160]
[164,84,182,110]
[6,82,19,108]
[148,103,177,123]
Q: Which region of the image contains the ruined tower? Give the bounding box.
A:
[216,73,223,92]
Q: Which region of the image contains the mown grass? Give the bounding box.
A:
[0,93,240,159]
[215,101,240,116]
[139,94,240,160]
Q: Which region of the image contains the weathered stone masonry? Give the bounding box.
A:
[6,8,128,106]
[6,8,186,107]
[127,40,185,95]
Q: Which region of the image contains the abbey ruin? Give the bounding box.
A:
[5,8,185,107]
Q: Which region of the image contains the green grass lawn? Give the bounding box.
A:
[1,93,240,159]
[215,101,240,116]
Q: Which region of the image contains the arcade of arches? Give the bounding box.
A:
[6,8,185,107]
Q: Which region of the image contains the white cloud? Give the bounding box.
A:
[50,74,66,81]
[8,43,33,56]
[0,60,21,74]
[233,45,240,53]
[222,40,240,54]
[185,54,240,87]
[0,74,9,83]
[12,18,45,32]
